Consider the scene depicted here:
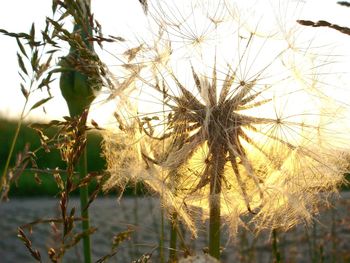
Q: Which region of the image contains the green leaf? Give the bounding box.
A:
[30,97,52,111]
[17,53,28,75]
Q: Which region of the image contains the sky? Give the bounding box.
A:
[1,0,350,127]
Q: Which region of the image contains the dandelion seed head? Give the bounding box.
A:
[103,0,350,236]
[102,130,144,194]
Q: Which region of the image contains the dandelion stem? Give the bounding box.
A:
[133,185,140,256]
[169,212,178,262]
[159,207,165,263]
[209,145,225,259]
[78,146,92,263]
[272,229,281,263]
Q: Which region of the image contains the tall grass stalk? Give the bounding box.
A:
[58,0,95,261]
[0,103,27,199]
[78,146,91,263]
[0,21,49,198]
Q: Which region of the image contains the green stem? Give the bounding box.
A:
[209,146,225,260]
[58,1,93,261]
[169,212,178,262]
[312,220,317,263]
[1,100,28,198]
[79,146,91,263]
[133,185,139,255]
[159,207,165,263]
[209,189,221,259]
[331,206,336,263]
[0,121,21,192]
[272,229,281,263]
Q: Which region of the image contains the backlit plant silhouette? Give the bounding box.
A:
[103,0,350,260]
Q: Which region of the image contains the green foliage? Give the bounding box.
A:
[0,117,105,196]
[0,118,105,170]
[8,171,61,196]
[0,117,148,196]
